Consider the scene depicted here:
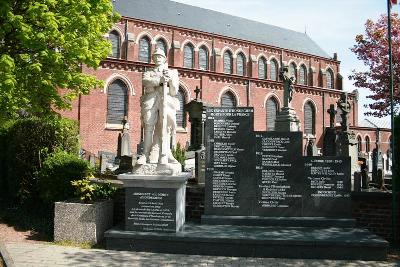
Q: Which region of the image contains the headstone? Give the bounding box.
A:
[99,151,117,173]
[184,86,210,151]
[195,149,206,184]
[306,138,318,156]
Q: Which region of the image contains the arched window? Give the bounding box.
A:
[183,43,194,68]
[223,50,233,74]
[266,97,279,131]
[299,65,307,85]
[270,59,278,81]
[327,69,334,89]
[107,79,128,124]
[289,62,297,82]
[221,91,237,107]
[357,136,362,152]
[176,88,186,128]
[258,57,267,79]
[365,136,370,153]
[138,36,151,63]
[109,31,120,58]
[304,101,315,135]
[236,53,246,76]
[199,46,209,70]
[156,38,167,57]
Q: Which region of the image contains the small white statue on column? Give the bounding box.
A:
[136,48,181,174]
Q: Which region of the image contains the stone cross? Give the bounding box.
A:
[327,104,337,128]
[337,92,351,132]
[279,65,295,108]
[194,86,201,101]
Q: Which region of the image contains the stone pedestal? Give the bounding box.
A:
[275,107,301,132]
[118,173,190,232]
[323,127,337,156]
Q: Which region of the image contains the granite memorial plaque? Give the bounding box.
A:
[204,107,255,215]
[125,187,177,232]
[303,156,351,217]
[254,132,303,216]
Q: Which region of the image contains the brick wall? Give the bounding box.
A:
[352,191,400,242]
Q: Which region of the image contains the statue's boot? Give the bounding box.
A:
[137,129,153,164]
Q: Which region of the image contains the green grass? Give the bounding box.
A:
[0,197,53,242]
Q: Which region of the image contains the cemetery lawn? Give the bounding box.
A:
[0,197,53,243]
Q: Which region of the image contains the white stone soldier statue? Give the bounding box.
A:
[137,48,180,166]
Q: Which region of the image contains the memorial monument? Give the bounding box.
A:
[135,48,182,175]
[323,104,337,156]
[184,86,209,184]
[335,92,358,181]
[275,65,301,132]
[117,48,189,232]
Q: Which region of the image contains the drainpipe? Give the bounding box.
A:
[125,19,128,60]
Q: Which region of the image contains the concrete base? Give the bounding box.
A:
[201,215,356,227]
[275,107,301,132]
[118,173,190,232]
[54,200,113,245]
[105,223,388,260]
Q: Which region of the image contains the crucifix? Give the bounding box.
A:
[194,86,201,101]
[327,104,337,128]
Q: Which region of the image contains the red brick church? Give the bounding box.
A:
[61,0,391,172]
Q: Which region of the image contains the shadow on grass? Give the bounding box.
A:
[0,196,53,242]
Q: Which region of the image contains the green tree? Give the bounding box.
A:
[0,0,120,118]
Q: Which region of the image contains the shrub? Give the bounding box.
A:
[0,120,16,196]
[38,151,89,204]
[71,178,117,203]
[172,142,186,170]
[4,116,79,202]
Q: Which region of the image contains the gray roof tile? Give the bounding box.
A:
[113,0,331,58]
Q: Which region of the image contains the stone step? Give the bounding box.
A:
[105,223,388,261]
[201,215,356,227]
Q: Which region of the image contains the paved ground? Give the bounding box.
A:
[0,242,399,267]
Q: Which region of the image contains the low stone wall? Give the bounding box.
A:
[352,191,399,242]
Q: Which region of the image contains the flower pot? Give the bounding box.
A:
[54,200,113,245]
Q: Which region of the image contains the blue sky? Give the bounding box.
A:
[173,0,395,122]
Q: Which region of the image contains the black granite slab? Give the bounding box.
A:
[303,156,351,217]
[254,132,303,216]
[125,187,177,232]
[204,107,255,216]
[105,223,388,260]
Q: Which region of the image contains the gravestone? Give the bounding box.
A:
[99,151,117,173]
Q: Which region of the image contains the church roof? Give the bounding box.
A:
[113,0,331,59]
[359,118,391,129]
